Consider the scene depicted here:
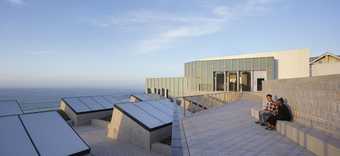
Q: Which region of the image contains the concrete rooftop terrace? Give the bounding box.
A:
[181,100,315,156]
[74,99,315,156]
[75,125,161,156]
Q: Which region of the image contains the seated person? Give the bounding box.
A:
[255,94,275,126]
[266,98,292,130]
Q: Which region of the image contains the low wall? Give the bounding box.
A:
[311,62,340,76]
[264,74,340,139]
[177,91,262,116]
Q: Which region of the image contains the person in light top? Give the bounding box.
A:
[255,94,275,126]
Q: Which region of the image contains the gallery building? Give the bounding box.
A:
[145,49,311,97]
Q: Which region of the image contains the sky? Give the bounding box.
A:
[0,0,339,89]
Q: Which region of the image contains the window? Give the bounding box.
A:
[147,88,151,94]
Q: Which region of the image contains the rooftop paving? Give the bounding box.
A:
[75,125,162,156]
[182,100,315,156]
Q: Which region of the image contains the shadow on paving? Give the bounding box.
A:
[75,126,162,156]
[182,100,315,156]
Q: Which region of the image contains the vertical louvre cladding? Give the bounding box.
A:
[145,77,186,97]
[145,57,275,95]
[185,57,274,91]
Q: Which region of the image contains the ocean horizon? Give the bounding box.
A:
[0,87,144,112]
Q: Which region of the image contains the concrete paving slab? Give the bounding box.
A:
[182,100,315,156]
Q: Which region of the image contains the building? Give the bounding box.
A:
[310,52,340,76]
[146,49,310,97]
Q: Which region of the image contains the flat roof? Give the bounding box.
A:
[62,95,130,114]
[196,48,309,61]
[114,99,178,131]
[0,111,90,156]
[0,100,23,117]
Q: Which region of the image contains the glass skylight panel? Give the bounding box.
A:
[79,97,104,111]
[63,98,90,113]
[117,103,162,129]
[92,96,113,109]
[136,102,172,123]
[137,94,153,101]
[116,98,130,103]
[102,96,117,104]
[0,100,23,117]
[0,116,38,156]
[148,100,174,116]
[20,112,90,156]
[103,96,129,105]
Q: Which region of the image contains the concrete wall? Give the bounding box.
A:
[200,48,310,79]
[311,62,340,76]
[264,74,340,139]
[107,109,172,151]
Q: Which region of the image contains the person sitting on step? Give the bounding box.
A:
[266,98,292,130]
[255,94,275,126]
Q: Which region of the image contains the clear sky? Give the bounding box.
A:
[0,0,339,88]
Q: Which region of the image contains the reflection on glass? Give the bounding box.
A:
[240,72,251,91]
[215,72,225,91]
[229,72,237,91]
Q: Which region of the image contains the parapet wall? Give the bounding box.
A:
[264,74,340,139]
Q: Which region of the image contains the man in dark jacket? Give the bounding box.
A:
[266,98,292,130]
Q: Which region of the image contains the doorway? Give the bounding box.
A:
[229,72,237,91]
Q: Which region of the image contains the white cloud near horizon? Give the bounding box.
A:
[23,50,56,56]
[6,0,24,5]
[89,0,283,54]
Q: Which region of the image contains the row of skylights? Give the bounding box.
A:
[0,111,90,156]
[62,95,130,114]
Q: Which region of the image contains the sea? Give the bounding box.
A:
[0,88,143,113]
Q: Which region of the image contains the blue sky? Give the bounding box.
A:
[0,0,339,88]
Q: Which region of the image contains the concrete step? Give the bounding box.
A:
[277,121,340,156]
[250,107,340,156]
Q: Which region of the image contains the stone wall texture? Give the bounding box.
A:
[264,74,340,139]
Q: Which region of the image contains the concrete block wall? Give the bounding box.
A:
[107,109,172,152]
[264,74,340,139]
[107,109,151,150]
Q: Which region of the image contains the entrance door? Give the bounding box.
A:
[229,72,237,91]
[257,78,265,91]
[253,71,267,91]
